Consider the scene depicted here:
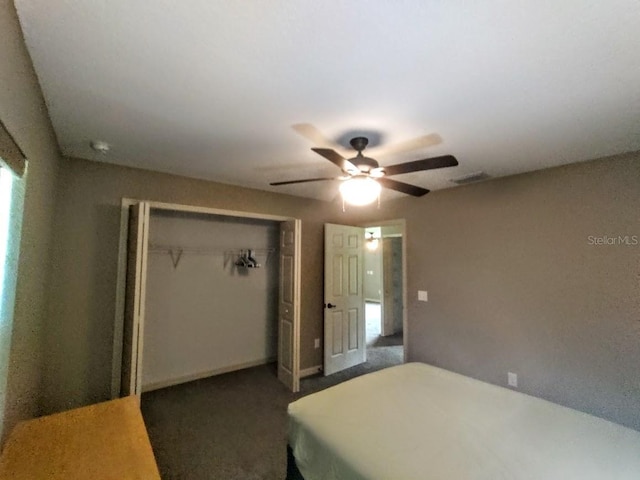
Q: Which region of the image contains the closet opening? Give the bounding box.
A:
[111,201,301,399]
[144,209,281,392]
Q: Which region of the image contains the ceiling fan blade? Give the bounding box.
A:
[311,148,359,174]
[373,133,442,158]
[383,155,458,176]
[292,123,348,154]
[270,177,337,186]
[378,177,430,197]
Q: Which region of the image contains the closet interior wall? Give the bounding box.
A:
[142,209,280,391]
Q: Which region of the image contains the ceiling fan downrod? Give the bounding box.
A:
[348,137,378,173]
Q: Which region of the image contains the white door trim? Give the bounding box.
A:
[111,198,301,398]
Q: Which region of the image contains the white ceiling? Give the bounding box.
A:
[15,1,640,202]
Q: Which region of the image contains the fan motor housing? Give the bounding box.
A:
[349,155,379,172]
[348,137,379,172]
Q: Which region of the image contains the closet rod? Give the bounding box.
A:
[149,244,275,255]
[149,245,276,269]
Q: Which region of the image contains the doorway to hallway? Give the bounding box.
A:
[364,222,404,367]
[322,220,406,378]
[365,301,403,365]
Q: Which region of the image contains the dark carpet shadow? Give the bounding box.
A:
[142,342,404,480]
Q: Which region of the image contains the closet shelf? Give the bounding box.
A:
[149,244,276,269]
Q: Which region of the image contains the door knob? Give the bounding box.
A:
[325,303,337,309]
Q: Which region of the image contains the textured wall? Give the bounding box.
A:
[346,153,640,430]
[0,0,61,440]
[44,157,341,413]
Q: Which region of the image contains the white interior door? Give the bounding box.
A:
[324,223,366,376]
[278,220,301,392]
[121,201,150,397]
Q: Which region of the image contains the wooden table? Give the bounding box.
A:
[0,396,161,479]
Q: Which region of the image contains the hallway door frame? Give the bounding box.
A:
[362,219,408,362]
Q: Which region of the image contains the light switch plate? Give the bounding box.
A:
[418,290,428,302]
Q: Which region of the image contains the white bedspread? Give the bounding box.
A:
[288,363,640,480]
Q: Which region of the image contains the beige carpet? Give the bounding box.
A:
[141,338,402,480]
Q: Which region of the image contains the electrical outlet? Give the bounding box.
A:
[508,372,518,388]
[418,290,428,302]
[314,338,320,349]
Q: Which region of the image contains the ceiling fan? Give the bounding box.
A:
[270,135,459,206]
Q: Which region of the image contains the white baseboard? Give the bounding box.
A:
[142,357,276,392]
[300,365,323,378]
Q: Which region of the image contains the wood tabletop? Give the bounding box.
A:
[0,396,161,480]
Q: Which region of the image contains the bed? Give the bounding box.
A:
[287,362,640,480]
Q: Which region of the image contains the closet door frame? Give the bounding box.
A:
[111,198,302,398]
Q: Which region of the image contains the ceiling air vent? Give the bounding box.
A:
[450,171,491,185]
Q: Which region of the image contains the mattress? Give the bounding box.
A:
[288,363,640,480]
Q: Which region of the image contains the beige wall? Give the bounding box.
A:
[0,0,62,439]
[364,247,382,302]
[43,157,340,413]
[347,153,640,430]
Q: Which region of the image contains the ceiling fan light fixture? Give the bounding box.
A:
[369,167,385,178]
[339,176,381,206]
[366,233,379,251]
[272,133,458,201]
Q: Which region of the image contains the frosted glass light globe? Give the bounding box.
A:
[339,177,381,206]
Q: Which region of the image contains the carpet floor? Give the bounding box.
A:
[141,336,403,480]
